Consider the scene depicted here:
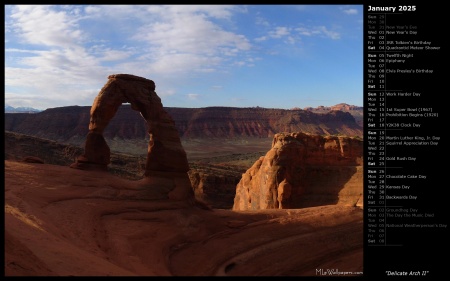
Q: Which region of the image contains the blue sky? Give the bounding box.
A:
[5,5,363,110]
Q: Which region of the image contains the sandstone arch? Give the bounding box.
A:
[70,74,193,200]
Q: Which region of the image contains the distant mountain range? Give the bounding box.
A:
[5,103,363,139]
[5,105,42,113]
[4,103,363,156]
[4,103,362,115]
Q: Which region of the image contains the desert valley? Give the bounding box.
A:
[4,74,364,276]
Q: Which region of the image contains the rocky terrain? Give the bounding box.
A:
[5,131,147,181]
[5,129,363,275]
[4,74,363,276]
[5,93,363,209]
[233,132,363,210]
[5,131,263,209]
[4,160,363,276]
[302,103,363,127]
[5,131,363,210]
[4,103,363,156]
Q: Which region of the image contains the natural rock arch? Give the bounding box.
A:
[71,74,193,200]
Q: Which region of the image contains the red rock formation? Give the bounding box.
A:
[233,132,363,210]
[4,104,364,143]
[188,169,241,209]
[70,74,193,200]
[303,103,363,111]
[22,156,44,164]
[166,106,362,139]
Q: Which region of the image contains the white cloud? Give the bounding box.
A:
[233,56,259,67]
[5,5,362,110]
[135,11,251,57]
[296,27,315,36]
[5,5,111,108]
[84,5,101,14]
[5,5,256,109]
[254,36,267,42]
[294,25,340,40]
[10,5,84,48]
[255,15,270,27]
[264,24,340,44]
[317,26,340,40]
[269,26,290,38]
[286,36,296,44]
[166,5,236,19]
[153,85,176,98]
[343,8,358,15]
[127,7,252,74]
[187,93,200,100]
[95,48,133,62]
[149,53,222,74]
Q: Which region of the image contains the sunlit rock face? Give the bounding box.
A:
[233,132,363,210]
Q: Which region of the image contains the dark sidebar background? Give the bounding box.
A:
[363,0,447,279]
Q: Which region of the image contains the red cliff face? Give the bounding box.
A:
[4,106,92,143]
[166,107,362,138]
[5,105,363,144]
[233,132,363,210]
[188,168,241,209]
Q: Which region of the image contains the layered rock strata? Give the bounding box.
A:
[4,105,364,143]
[188,168,241,209]
[233,132,363,210]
